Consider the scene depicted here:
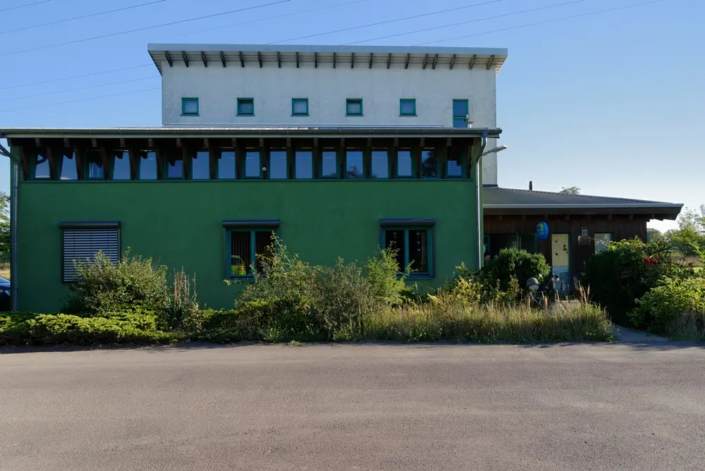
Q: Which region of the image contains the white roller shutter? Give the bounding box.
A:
[62,226,120,282]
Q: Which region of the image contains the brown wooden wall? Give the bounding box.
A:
[484,215,649,277]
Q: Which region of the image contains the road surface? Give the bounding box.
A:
[1,343,704,470]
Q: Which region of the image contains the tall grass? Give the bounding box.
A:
[358,301,613,343]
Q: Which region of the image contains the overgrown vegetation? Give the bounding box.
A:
[0,242,614,347]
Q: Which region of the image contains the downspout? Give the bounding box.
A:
[474,130,488,270]
[0,142,19,311]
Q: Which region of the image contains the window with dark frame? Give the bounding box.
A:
[217,150,236,180]
[138,150,158,180]
[60,151,78,181]
[166,154,185,179]
[595,233,613,253]
[295,150,313,179]
[182,98,199,116]
[400,99,416,116]
[321,150,338,178]
[112,151,131,180]
[345,149,364,179]
[237,98,254,116]
[346,99,363,116]
[32,152,51,180]
[421,149,439,178]
[382,225,433,277]
[86,150,105,180]
[228,229,277,277]
[446,151,463,178]
[244,150,261,178]
[370,150,389,179]
[292,98,309,116]
[269,149,288,180]
[191,150,210,180]
[396,149,413,178]
[453,99,469,128]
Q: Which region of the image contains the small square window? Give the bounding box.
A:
[292,98,309,116]
[595,233,613,253]
[346,99,363,116]
[182,98,199,116]
[238,98,254,116]
[400,99,416,116]
[228,228,277,277]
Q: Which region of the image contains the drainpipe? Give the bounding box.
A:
[0,142,18,311]
[475,131,488,270]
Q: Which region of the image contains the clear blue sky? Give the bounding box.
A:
[1,0,702,231]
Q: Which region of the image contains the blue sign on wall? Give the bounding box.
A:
[536,221,549,241]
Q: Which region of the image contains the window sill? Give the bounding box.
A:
[346,114,364,117]
[237,113,255,117]
[181,113,199,117]
[399,114,417,117]
[292,114,309,117]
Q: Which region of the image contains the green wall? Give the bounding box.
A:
[18,180,479,312]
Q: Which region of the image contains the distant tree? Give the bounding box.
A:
[0,192,8,255]
[665,205,705,259]
[647,228,664,244]
[560,186,581,195]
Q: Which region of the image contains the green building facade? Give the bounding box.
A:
[6,127,499,312]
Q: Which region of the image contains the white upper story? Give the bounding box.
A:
[148,43,508,184]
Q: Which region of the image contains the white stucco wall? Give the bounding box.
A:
[160,62,499,184]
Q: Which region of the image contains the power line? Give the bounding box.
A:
[0,0,51,13]
[0,87,160,114]
[0,77,157,103]
[346,0,585,45]
[0,64,152,91]
[0,0,291,58]
[416,0,666,45]
[171,0,373,39]
[0,0,166,36]
[268,0,503,44]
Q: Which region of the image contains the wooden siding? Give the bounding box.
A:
[484,215,649,277]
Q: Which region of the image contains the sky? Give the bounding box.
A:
[0,0,702,231]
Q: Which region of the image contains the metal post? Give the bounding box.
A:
[475,131,488,270]
[10,158,18,311]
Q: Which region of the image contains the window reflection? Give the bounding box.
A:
[86,150,104,180]
[60,151,77,180]
[295,150,313,179]
[371,150,389,179]
[345,150,363,179]
[447,152,463,178]
[217,150,236,179]
[245,151,261,178]
[321,150,338,178]
[269,150,288,180]
[112,151,131,180]
[191,150,210,180]
[397,150,413,178]
[139,151,158,180]
[421,149,438,178]
[33,152,51,179]
[167,154,184,179]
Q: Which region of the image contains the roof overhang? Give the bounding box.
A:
[148,43,508,75]
[0,126,502,140]
[484,204,683,220]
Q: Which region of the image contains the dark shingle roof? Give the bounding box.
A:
[483,187,682,220]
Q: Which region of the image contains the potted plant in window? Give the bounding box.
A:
[231,256,247,277]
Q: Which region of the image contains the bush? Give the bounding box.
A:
[0,311,178,346]
[631,276,705,337]
[165,269,200,331]
[65,251,169,314]
[582,239,682,325]
[479,249,552,294]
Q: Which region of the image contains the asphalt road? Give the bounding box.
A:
[1,343,704,471]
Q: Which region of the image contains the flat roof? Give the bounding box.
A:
[0,126,502,139]
[147,43,508,75]
[483,187,683,220]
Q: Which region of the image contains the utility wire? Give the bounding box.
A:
[0,0,291,58]
[172,0,373,38]
[0,87,160,114]
[0,0,167,36]
[416,0,666,45]
[268,0,502,44]
[347,0,585,45]
[0,0,51,13]
[0,64,151,91]
[0,77,157,103]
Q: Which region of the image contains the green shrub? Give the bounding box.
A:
[631,276,705,337]
[165,269,200,331]
[582,239,682,325]
[0,311,178,346]
[479,249,552,294]
[65,250,169,314]
[364,247,407,306]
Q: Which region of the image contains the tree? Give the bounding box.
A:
[647,228,664,244]
[0,192,9,255]
[560,186,581,195]
[665,205,705,260]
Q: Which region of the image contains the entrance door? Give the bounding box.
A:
[551,234,570,295]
